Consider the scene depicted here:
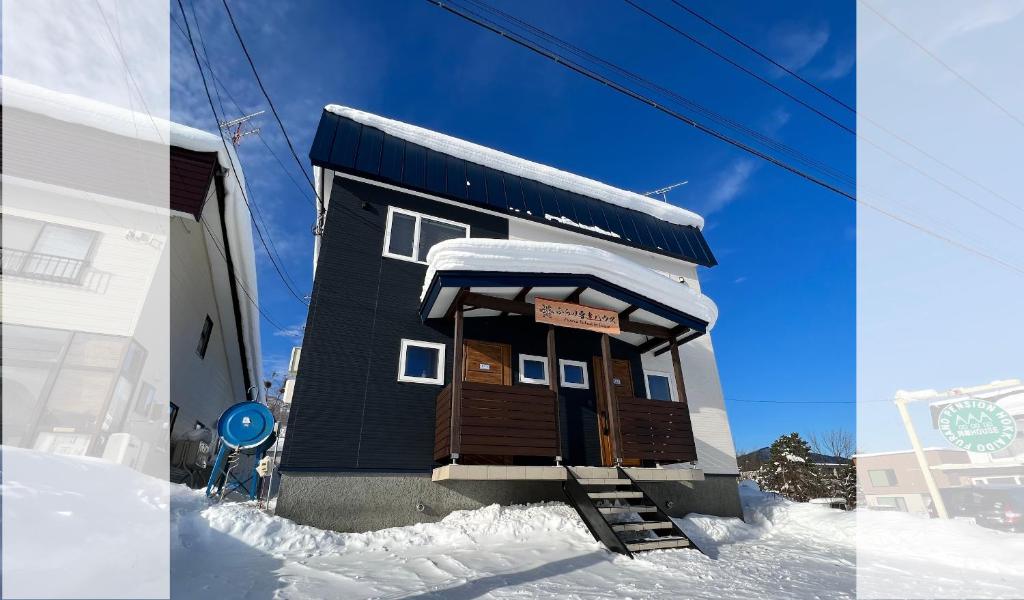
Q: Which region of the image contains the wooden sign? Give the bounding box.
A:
[534,297,620,334]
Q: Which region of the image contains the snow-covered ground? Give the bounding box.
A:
[172,480,856,599]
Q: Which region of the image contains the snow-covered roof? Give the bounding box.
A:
[422,239,718,329]
[325,105,706,230]
[1,76,262,390]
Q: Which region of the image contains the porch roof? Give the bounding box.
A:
[419,239,718,348]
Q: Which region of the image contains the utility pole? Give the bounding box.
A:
[643,180,688,202]
[894,394,949,519]
[220,110,264,146]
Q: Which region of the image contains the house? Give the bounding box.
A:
[1,77,262,479]
[276,105,741,542]
[854,448,970,515]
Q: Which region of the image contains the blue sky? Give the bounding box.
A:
[171,0,855,453]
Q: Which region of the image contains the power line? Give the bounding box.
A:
[430,0,1024,278]
[624,0,855,136]
[727,398,854,405]
[664,0,1024,219]
[670,0,855,113]
[220,0,324,214]
[176,0,310,306]
[858,0,1024,130]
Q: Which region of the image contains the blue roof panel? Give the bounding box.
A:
[309,111,717,267]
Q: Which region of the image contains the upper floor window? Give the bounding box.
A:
[398,339,446,385]
[519,354,549,385]
[383,206,469,264]
[868,468,898,487]
[559,359,589,389]
[2,215,97,284]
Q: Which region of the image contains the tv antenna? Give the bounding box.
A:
[220,110,265,146]
[643,180,689,202]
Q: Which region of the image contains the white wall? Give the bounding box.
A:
[509,219,739,475]
[167,187,247,438]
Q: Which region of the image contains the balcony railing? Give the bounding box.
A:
[435,382,560,462]
[617,396,697,463]
[2,248,87,284]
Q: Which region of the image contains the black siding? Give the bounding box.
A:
[281,177,647,472]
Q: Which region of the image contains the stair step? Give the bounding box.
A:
[576,478,631,486]
[599,505,657,515]
[588,491,643,499]
[612,521,674,532]
[626,536,691,552]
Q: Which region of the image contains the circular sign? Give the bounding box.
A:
[937,399,1017,453]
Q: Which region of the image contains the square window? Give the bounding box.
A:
[399,339,446,385]
[644,371,675,401]
[383,207,469,264]
[869,469,898,487]
[519,354,549,385]
[559,359,589,389]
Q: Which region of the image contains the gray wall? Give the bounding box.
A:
[276,472,742,532]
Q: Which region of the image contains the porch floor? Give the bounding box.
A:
[431,465,704,482]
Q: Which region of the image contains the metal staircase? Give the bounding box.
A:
[562,466,701,557]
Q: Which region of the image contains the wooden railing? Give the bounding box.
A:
[617,396,697,463]
[434,382,560,462]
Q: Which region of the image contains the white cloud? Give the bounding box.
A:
[273,324,305,339]
[769,23,831,72]
[733,276,748,284]
[702,158,758,216]
[817,51,855,81]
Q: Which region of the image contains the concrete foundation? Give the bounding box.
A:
[276,470,743,532]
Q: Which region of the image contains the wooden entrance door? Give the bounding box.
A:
[593,357,638,466]
[463,340,512,386]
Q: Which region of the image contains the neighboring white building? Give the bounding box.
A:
[1,77,262,476]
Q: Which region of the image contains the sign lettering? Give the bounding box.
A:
[534,297,621,334]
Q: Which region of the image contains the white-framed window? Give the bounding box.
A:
[518,354,549,385]
[398,339,446,385]
[644,370,676,401]
[383,206,470,264]
[559,359,589,389]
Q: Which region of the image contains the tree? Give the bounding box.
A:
[809,429,855,461]
[753,433,819,502]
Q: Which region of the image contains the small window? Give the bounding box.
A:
[644,370,676,401]
[382,207,469,263]
[868,469,898,487]
[398,339,446,385]
[196,315,214,359]
[519,354,549,385]
[559,359,589,389]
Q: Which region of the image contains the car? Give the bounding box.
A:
[966,486,1024,533]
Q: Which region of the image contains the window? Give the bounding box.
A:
[398,339,446,385]
[875,496,908,511]
[196,315,214,359]
[644,370,676,401]
[3,216,98,283]
[868,469,898,487]
[519,354,549,385]
[383,207,469,263]
[559,359,589,389]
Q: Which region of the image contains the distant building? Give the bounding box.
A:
[737,446,849,477]
[854,448,970,515]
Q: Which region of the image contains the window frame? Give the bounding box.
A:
[868,468,898,487]
[643,369,677,402]
[558,359,589,389]
[518,354,549,385]
[398,339,447,385]
[382,206,470,264]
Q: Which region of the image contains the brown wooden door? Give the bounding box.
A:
[463,340,512,386]
[593,357,639,466]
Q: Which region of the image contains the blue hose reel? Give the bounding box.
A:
[206,401,277,500]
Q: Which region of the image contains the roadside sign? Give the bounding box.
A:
[937,399,1017,453]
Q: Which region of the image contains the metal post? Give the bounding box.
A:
[449,305,465,462]
[895,397,950,519]
[600,333,622,465]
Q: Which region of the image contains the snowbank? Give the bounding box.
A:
[424,238,719,328]
[326,105,706,230]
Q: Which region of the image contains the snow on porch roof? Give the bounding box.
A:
[310,106,717,268]
[419,239,718,340]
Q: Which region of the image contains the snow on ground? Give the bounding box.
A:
[172,479,855,599]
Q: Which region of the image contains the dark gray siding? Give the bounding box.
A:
[281,176,646,473]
